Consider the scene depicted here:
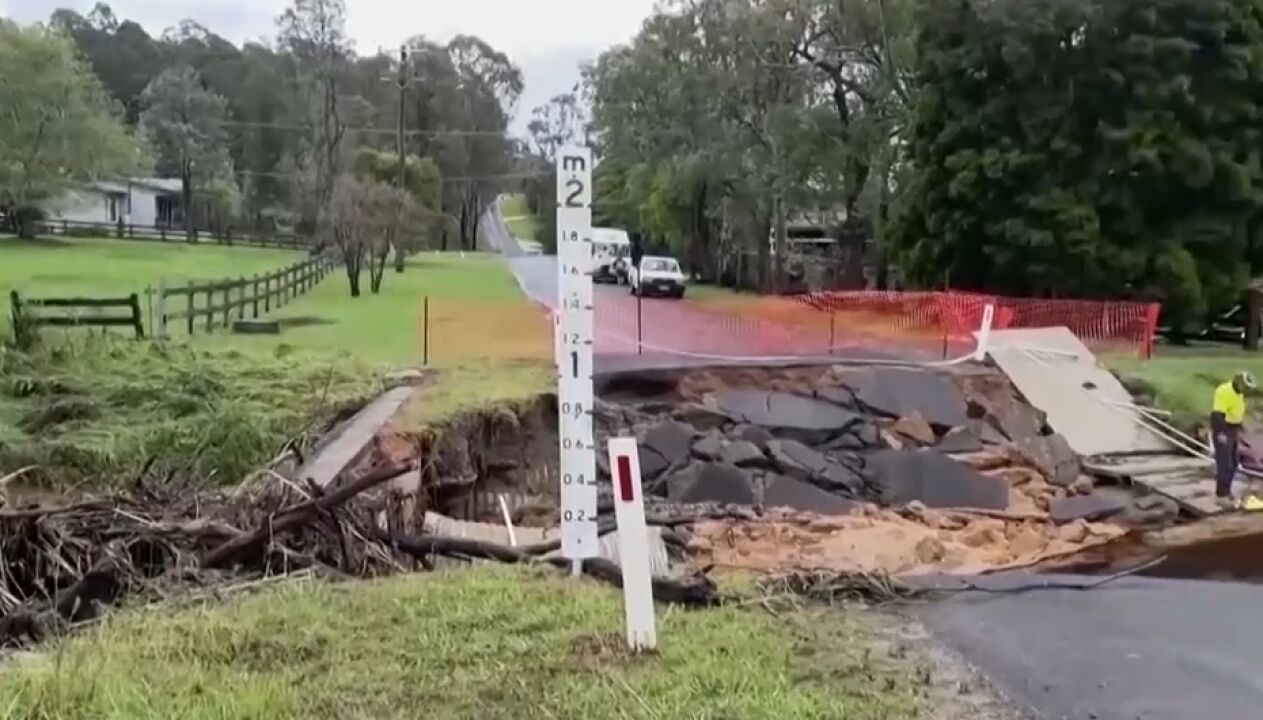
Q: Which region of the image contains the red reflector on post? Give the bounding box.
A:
[616,454,634,503]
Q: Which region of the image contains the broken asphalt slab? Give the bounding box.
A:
[841,368,970,428]
[642,420,696,467]
[766,439,864,496]
[1016,433,1079,487]
[1049,493,1128,524]
[763,474,857,515]
[921,574,1263,720]
[710,389,862,444]
[863,449,1009,510]
[665,462,756,505]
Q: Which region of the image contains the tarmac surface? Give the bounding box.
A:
[485,203,1263,720]
[920,573,1263,720]
[482,205,930,370]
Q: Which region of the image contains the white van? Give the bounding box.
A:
[591,227,631,283]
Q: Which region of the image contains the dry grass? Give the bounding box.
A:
[425,299,553,366]
[0,566,924,720]
[399,360,553,429]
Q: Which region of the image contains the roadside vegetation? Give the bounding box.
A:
[211,252,553,426]
[0,337,376,488]
[0,566,923,719]
[500,194,539,242]
[1111,347,1263,425]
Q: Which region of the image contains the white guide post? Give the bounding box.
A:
[606,437,657,651]
[556,147,599,563]
[974,303,996,362]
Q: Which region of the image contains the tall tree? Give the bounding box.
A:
[277,0,351,228]
[353,147,442,270]
[139,66,233,241]
[890,0,1263,329]
[0,20,142,238]
[438,36,522,250]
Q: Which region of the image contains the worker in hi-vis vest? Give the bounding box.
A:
[1211,371,1256,507]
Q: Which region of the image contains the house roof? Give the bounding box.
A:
[88,177,182,195]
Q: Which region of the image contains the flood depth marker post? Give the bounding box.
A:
[556,146,598,571]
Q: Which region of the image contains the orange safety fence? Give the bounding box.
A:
[455,285,1159,365]
[795,290,1161,359]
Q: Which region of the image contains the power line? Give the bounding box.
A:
[214,118,512,138]
[230,169,549,184]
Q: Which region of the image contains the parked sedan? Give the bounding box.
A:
[630,256,687,298]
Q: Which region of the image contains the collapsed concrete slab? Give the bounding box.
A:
[864,449,1010,510]
[983,327,1172,456]
[842,368,970,429]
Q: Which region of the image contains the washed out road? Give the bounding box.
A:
[485,205,1263,720]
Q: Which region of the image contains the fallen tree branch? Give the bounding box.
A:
[0,557,127,648]
[387,533,718,607]
[202,463,412,569]
[0,500,112,521]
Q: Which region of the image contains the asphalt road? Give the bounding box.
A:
[921,572,1263,720]
[483,204,919,369]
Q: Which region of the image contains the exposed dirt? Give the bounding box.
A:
[689,506,1125,576]
[358,393,560,528]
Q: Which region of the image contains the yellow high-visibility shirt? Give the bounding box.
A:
[1213,382,1246,425]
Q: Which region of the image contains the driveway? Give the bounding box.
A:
[920,572,1263,720]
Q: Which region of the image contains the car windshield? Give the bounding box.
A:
[643,259,679,273]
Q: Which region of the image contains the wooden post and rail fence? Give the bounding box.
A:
[9,252,338,343]
[154,252,336,337]
[38,218,311,251]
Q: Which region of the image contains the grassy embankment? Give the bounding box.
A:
[1109,344,1263,425]
[0,566,925,719]
[0,236,550,487]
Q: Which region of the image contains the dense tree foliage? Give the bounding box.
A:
[0,19,142,237]
[890,0,1263,326]
[585,0,909,291]
[28,1,520,254]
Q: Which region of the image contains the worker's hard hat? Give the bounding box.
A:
[1237,371,1258,390]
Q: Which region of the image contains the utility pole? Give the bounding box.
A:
[396,44,408,192]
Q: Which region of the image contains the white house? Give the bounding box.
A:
[44,177,184,229]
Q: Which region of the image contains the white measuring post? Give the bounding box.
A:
[606,437,657,651]
[556,146,599,564]
[974,303,996,362]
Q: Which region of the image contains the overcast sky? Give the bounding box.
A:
[4,0,659,134]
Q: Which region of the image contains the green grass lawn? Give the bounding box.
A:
[210,252,554,426]
[1110,343,1263,423]
[0,566,922,719]
[499,194,539,241]
[210,252,535,364]
[0,235,297,299]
